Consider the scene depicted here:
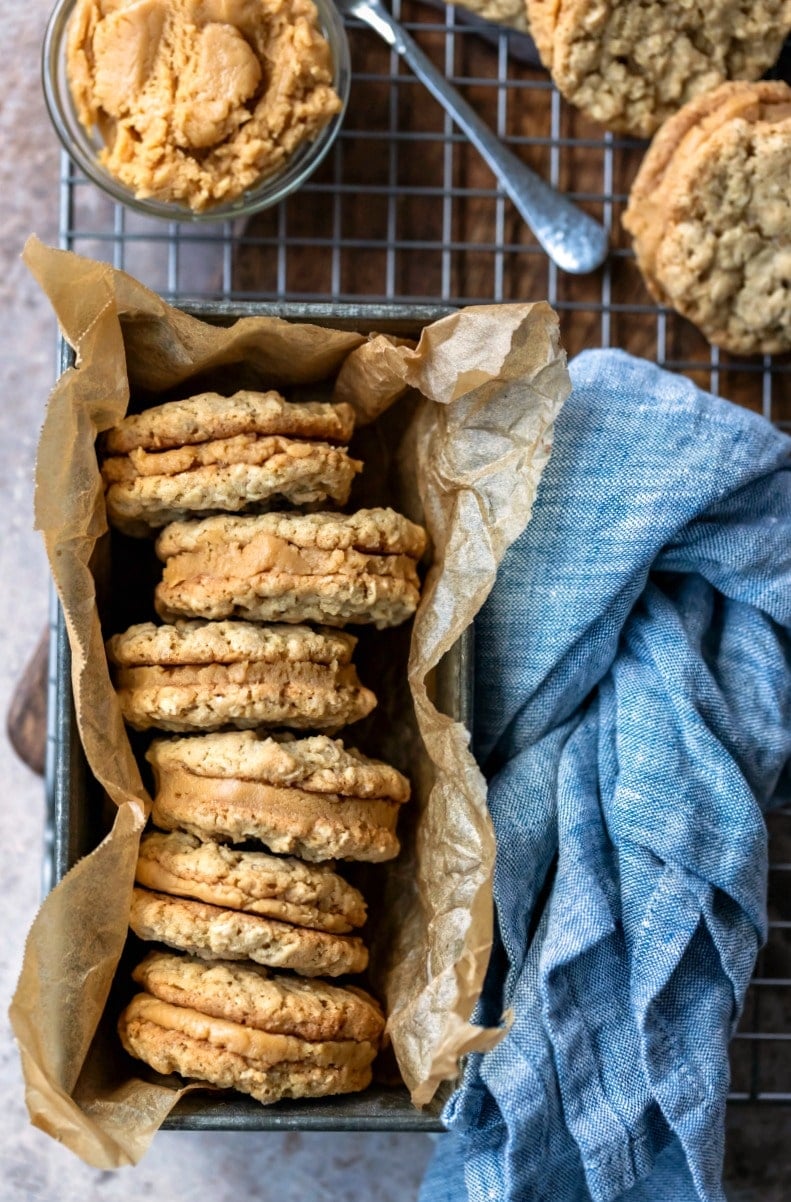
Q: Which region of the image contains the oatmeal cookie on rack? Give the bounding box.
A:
[527,0,791,137]
[623,80,791,354]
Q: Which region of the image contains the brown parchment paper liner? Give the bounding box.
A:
[10,236,570,1167]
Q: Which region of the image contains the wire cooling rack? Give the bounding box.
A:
[57,1,791,1105]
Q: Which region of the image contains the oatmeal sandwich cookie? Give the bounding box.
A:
[623,81,791,354]
[147,731,411,862]
[136,829,368,933]
[130,887,369,976]
[106,620,376,732]
[132,952,385,1042]
[528,0,791,137]
[119,952,384,1104]
[100,390,360,535]
[153,508,427,629]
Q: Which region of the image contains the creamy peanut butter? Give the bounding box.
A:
[66,0,342,210]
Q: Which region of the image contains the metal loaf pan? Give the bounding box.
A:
[45,302,474,1132]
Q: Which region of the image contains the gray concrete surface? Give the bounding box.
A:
[0,0,787,1197]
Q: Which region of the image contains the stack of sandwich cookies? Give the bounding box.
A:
[100,390,360,535]
[147,732,411,862]
[119,952,385,1104]
[106,620,376,732]
[153,508,427,628]
[100,389,426,1106]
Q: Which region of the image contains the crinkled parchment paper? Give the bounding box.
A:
[10,236,570,1167]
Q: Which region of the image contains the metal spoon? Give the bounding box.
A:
[334,0,609,275]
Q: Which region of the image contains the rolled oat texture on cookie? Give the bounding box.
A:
[153,509,428,629]
[136,829,368,933]
[119,951,384,1103]
[129,887,369,976]
[100,391,360,534]
[528,0,791,137]
[623,80,791,354]
[106,620,376,732]
[147,731,410,862]
[118,999,376,1103]
[132,951,386,1042]
[103,393,356,454]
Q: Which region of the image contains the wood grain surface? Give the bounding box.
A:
[7,628,47,776]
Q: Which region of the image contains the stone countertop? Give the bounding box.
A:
[0,2,786,1197]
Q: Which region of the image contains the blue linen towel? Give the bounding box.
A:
[420,349,791,1202]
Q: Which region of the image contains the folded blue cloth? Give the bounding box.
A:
[420,349,791,1202]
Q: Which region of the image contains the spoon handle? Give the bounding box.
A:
[349,0,609,274]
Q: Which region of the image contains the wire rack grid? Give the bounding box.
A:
[57,2,791,1105]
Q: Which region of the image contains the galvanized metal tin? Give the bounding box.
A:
[45,302,474,1131]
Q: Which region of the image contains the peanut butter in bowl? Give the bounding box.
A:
[63,0,345,212]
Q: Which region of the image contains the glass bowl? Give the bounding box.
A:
[42,0,351,222]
